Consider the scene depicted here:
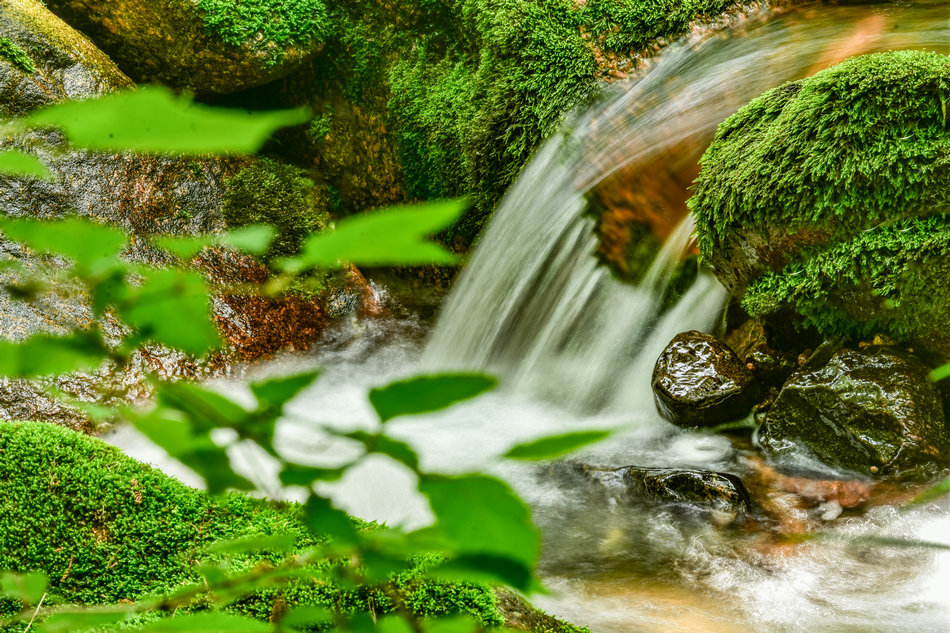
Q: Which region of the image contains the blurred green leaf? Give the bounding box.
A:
[156,235,211,259]
[430,554,533,592]
[0,150,52,180]
[279,464,347,487]
[26,87,309,154]
[205,534,297,555]
[121,269,219,355]
[375,617,414,633]
[0,216,126,269]
[342,431,419,471]
[156,381,250,431]
[222,225,276,256]
[369,373,496,423]
[137,612,273,632]
[908,476,950,505]
[281,199,468,271]
[426,616,481,633]
[0,334,105,377]
[504,430,611,461]
[304,495,360,547]
[250,371,319,411]
[39,611,129,633]
[930,363,950,382]
[280,605,333,629]
[0,571,47,603]
[419,474,539,567]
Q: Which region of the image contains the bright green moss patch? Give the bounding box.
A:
[223,158,329,260]
[691,50,950,256]
[0,38,35,74]
[194,0,330,52]
[743,215,950,342]
[386,0,742,240]
[0,422,510,629]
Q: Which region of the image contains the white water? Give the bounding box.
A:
[109,2,950,631]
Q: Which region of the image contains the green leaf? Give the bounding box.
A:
[342,431,419,471]
[908,476,950,505]
[205,533,297,555]
[279,464,347,487]
[504,430,611,461]
[281,199,468,271]
[156,381,251,431]
[368,373,496,423]
[0,149,52,179]
[376,617,414,633]
[39,611,129,633]
[0,571,47,603]
[303,495,360,547]
[223,225,276,255]
[250,371,320,411]
[121,269,219,355]
[156,235,212,259]
[930,363,950,382]
[430,554,534,592]
[0,216,126,268]
[280,605,333,629]
[0,334,105,377]
[137,612,273,632]
[419,474,539,567]
[26,86,310,154]
[425,617,481,633]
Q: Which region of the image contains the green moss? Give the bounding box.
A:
[0,422,512,630]
[0,38,35,74]
[193,0,331,53]
[223,158,329,260]
[744,215,950,342]
[387,0,742,241]
[689,51,950,349]
[691,50,950,256]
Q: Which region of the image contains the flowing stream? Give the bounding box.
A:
[112,2,950,631]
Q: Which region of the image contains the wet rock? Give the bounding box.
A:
[0,0,133,118]
[549,462,751,515]
[42,0,326,95]
[759,345,950,480]
[724,319,797,387]
[652,331,759,427]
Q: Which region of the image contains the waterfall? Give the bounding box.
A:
[423,0,950,412]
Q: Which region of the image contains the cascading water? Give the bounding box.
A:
[111,3,950,632]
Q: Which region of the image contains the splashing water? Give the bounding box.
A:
[111,2,950,632]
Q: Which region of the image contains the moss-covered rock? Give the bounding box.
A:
[0,421,518,629]
[0,0,133,117]
[689,51,950,353]
[222,158,329,260]
[43,0,329,94]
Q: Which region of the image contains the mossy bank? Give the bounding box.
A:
[689,50,950,356]
[0,422,584,632]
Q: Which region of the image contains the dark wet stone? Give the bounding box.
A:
[546,462,751,514]
[760,345,950,480]
[652,331,759,427]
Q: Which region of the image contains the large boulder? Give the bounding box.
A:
[689,51,950,357]
[652,330,759,427]
[759,345,950,480]
[42,0,329,94]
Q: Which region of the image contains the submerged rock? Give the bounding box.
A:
[759,346,950,480]
[652,331,759,427]
[42,0,328,94]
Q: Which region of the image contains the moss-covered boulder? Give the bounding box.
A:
[0,0,133,116]
[759,345,950,481]
[689,51,950,354]
[0,421,518,628]
[42,0,328,94]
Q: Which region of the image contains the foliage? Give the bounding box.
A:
[0,88,594,633]
[223,159,329,260]
[0,38,34,74]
